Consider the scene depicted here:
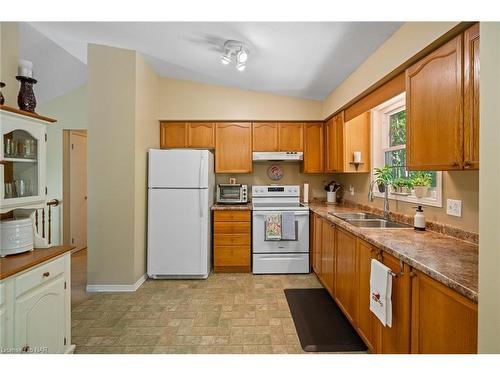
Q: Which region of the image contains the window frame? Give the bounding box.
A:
[371,93,443,208]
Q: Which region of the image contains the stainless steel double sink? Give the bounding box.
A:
[328,212,410,228]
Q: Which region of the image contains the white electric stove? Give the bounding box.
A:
[251,185,310,274]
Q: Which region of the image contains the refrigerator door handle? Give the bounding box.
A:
[199,155,205,217]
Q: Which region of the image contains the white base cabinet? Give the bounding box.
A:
[0,252,73,354]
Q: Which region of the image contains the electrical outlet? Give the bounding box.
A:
[447,199,462,217]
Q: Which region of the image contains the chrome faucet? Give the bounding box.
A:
[368,180,390,220]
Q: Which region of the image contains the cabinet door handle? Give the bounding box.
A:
[452,162,460,168]
[464,161,472,168]
[42,271,50,277]
[21,345,30,353]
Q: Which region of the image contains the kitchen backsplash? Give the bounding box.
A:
[216,161,335,200]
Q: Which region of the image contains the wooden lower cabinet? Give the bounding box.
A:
[335,228,357,323]
[355,239,379,353]
[213,210,251,273]
[320,220,335,295]
[310,214,477,354]
[378,251,411,354]
[311,214,322,275]
[411,270,478,353]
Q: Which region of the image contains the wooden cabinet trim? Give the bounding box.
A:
[463,23,480,169]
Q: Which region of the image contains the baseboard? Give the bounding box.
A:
[86,274,147,292]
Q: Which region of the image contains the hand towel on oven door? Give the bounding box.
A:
[281,211,296,240]
[265,213,282,240]
[369,259,393,327]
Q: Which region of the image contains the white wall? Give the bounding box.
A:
[37,85,87,245]
[322,22,459,117]
[478,22,500,354]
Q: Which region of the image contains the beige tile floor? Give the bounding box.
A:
[72,273,323,354]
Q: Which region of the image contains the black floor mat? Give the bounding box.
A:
[284,288,367,352]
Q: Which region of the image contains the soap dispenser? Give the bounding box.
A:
[414,206,426,231]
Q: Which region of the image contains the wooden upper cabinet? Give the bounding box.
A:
[278,122,304,151]
[335,228,357,323]
[320,220,336,296]
[325,111,370,173]
[303,122,324,173]
[379,251,411,354]
[160,122,214,149]
[343,112,370,173]
[406,35,463,170]
[356,239,379,353]
[253,122,278,151]
[215,122,252,173]
[464,23,480,170]
[411,270,477,353]
[187,122,215,148]
[160,122,187,148]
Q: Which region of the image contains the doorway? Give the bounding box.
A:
[62,130,88,306]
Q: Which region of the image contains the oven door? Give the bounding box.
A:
[252,210,309,254]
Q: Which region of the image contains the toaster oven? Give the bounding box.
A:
[216,184,248,204]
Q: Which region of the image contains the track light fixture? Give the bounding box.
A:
[220,40,249,71]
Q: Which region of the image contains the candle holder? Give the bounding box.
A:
[0,82,5,105]
[16,76,37,113]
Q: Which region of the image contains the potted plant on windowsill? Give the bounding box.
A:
[411,172,432,198]
[374,166,392,193]
[391,177,412,194]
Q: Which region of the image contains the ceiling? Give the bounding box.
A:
[25,22,402,102]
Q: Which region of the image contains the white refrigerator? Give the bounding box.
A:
[147,149,214,279]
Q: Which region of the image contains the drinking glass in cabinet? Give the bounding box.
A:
[4,182,13,198]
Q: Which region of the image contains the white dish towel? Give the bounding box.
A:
[369,259,393,327]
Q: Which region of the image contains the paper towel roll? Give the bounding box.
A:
[303,183,309,203]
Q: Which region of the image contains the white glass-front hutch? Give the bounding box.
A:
[1,108,48,213]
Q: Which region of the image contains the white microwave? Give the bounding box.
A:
[216,184,248,204]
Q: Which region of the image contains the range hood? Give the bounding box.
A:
[252,151,303,162]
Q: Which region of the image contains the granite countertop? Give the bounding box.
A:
[211,202,252,211]
[307,202,478,302]
[0,245,74,280]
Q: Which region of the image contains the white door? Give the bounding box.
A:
[148,149,209,188]
[14,276,66,354]
[147,188,209,277]
[69,131,87,251]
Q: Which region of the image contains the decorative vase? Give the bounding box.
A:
[414,186,428,198]
[16,76,37,112]
[0,82,5,105]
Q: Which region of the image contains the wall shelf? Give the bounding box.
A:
[0,104,57,123]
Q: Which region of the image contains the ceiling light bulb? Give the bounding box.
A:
[220,53,231,65]
[236,49,248,63]
[236,62,246,71]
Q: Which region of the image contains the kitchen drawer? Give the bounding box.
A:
[214,210,251,222]
[214,222,251,234]
[214,234,251,246]
[214,246,250,267]
[14,256,65,297]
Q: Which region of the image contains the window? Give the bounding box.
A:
[371,93,442,207]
